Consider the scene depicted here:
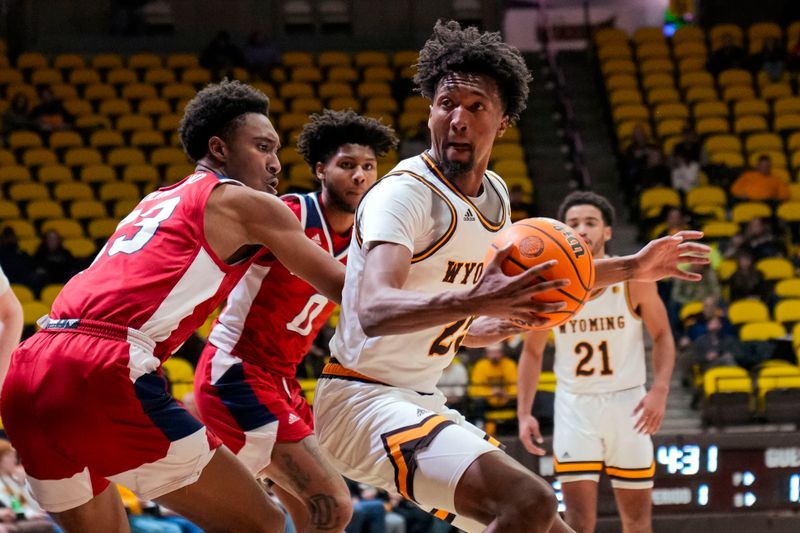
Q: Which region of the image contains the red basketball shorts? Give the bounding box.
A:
[0,321,221,512]
[194,343,314,478]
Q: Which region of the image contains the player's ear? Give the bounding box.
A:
[604,226,613,242]
[496,116,509,138]
[208,136,227,163]
[315,161,325,181]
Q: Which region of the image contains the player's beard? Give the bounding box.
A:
[440,154,475,181]
[325,185,357,214]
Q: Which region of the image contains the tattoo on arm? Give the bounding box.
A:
[309,494,340,531]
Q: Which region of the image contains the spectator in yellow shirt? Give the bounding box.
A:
[469,342,518,410]
[730,155,790,203]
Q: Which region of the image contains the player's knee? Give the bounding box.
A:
[230,499,285,533]
[566,511,596,533]
[501,474,558,525]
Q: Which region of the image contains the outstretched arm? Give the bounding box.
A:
[594,230,710,288]
[517,330,550,456]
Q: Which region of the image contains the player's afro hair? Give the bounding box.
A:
[557,190,616,227]
[414,20,532,123]
[296,109,399,171]
[178,79,270,162]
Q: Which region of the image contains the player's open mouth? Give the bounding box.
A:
[265,177,279,194]
[448,142,472,151]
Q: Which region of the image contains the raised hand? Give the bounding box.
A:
[632,231,710,282]
[518,413,546,455]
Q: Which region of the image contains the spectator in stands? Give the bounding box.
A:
[728,249,771,302]
[671,126,705,166]
[32,229,75,287]
[386,492,433,533]
[707,32,746,76]
[671,147,701,194]
[437,355,469,414]
[468,342,518,422]
[242,30,280,81]
[30,87,72,133]
[345,480,387,533]
[730,155,790,205]
[727,217,786,261]
[750,37,786,83]
[0,440,58,533]
[685,296,734,342]
[0,227,34,287]
[658,206,690,238]
[669,263,721,335]
[691,316,740,373]
[622,123,663,200]
[2,93,37,140]
[200,30,246,81]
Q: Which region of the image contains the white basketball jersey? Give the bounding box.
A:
[329,153,511,393]
[552,282,646,394]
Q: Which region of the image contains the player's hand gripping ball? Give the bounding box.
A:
[485,217,595,329]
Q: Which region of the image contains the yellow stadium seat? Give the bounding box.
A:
[30,68,63,86]
[734,115,768,135]
[121,83,158,102]
[318,51,351,68]
[756,257,795,281]
[63,99,93,118]
[0,165,31,188]
[53,182,94,202]
[26,200,64,221]
[162,355,194,383]
[655,119,686,140]
[161,83,196,102]
[3,220,36,239]
[692,100,728,120]
[723,85,755,102]
[685,85,718,105]
[49,84,79,102]
[150,147,187,167]
[156,114,181,132]
[180,68,211,85]
[53,54,85,71]
[594,27,628,46]
[747,150,786,168]
[762,83,792,100]
[113,199,140,219]
[704,134,741,154]
[165,54,198,70]
[354,51,388,68]
[731,201,771,224]
[356,82,391,99]
[679,71,714,91]
[62,238,97,258]
[87,218,120,240]
[673,25,705,43]
[89,130,125,149]
[686,186,727,210]
[492,160,529,177]
[729,299,770,325]
[290,96,323,114]
[325,65,357,83]
[22,147,57,168]
[16,52,47,70]
[640,73,673,92]
[704,365,751,397]
[40,218,84,239]
[10,284,34,303]
[106,68,137,86]
[122,163,159,185]
[137,98,171,116]
[0,149,14,166]
[491,144,525,162]
[680,300,705,321]
[640,58,674,75]
[777,201,800,222]
[80,164,116,184]
[69,199,107,220]
[281,51,313,68]
[710,24,744,48]
[774,96,800,116]
[605,74,637,93]
[107,147,146,167]
[745,132,782,154]
[740,321,786,342]
[22,301,50,327]
[362,66,394,83]
[116,115,154,134]
[290,65,322,84]
[674,41,707,61]
[319,82,353,100]
[790,151,800,170]
[37,165,73,186]
[39,284,64,308]
[612,104,649,124]
[8,130,43,150]
[647,87,680,105]
[8,182,48,202]
[127,53,161,71]
[774,113,800,133]
[718,69,752,89]
[164,163,195,183]
[696,117,730,136]
[6,84,37,103]
[637,41,670,60]
[64,147,103,168]
[639,187,680,217]
[775,299,800,325]
[734,98,769,119]
[653,102,689,121]
[143,68,176,86]
[719,257,738,279]
[775,279,800,299]
[0,69,23,86]
[598,43,632,63]
[609,89,642,107]
[48,130,83,151]
[365,97,397,114]
[98,99,132,117]
[130,131,164,150]
[91,54,123,71]
[279,81,314,100]
[98,182,139,202]
[84,83,117,102]
[0,201,21,220]
[68,68,101,87]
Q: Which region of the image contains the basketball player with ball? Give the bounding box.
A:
[313,20,707,533]
[518,191,674,533]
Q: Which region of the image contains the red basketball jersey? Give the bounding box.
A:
[50,171,260,359]
[208,192,350,377]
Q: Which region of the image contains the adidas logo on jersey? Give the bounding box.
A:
[463,208,476,222]
[311,234,323,246]
[287,413,301,424]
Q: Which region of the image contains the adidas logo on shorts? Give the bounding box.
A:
[562,451,571,459]
[463,208,475,221]
[288,413,301,424]
[416,408,428,417]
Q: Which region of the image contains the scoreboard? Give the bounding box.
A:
[504,431,800,514]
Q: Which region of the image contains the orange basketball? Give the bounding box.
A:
[485,217,595,330]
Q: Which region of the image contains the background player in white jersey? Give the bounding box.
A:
[313,20,707,533]
[518,191,675,533]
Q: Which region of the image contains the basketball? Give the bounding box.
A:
[485,217,596,330]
